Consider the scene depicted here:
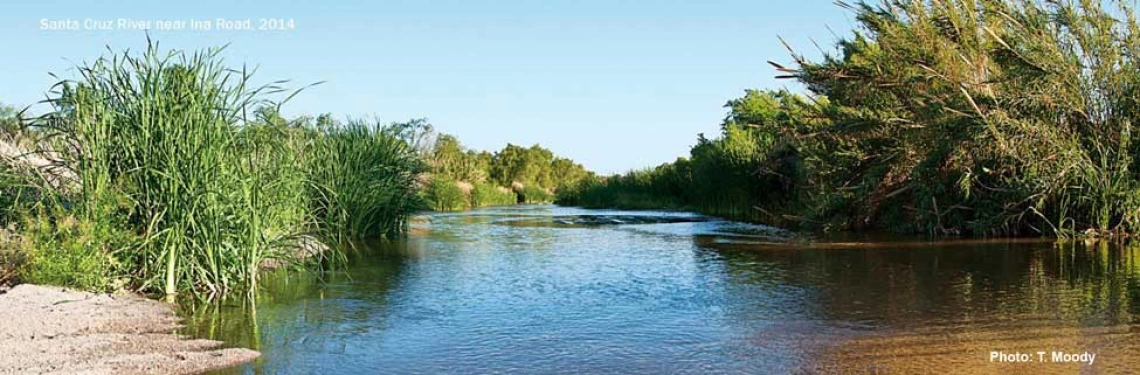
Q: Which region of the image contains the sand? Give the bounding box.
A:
[0,284,258,375]
[792,320,1140,374]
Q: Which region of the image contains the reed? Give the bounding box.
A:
[305,120,426,242]
[40,41,296,297]
[12,41,425,297]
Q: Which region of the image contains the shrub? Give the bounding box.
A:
[424,177,469,211]
[15,210,132,291]
[520,185,553,204]
[471,182,516,207]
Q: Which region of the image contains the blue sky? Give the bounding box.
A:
[0,0,853,174]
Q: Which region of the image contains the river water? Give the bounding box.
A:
[183,205,1140,374]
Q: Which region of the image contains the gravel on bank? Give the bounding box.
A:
[0,284,258,375]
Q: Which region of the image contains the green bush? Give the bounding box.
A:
[471,182,516,207]
[520,185,553,204]
[16,210,133,291]
[425,177,469,211]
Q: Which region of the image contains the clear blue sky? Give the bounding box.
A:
[0,0,853,174]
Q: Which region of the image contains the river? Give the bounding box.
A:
[182,205,1140,374]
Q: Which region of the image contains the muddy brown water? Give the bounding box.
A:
[181,205,1140,374]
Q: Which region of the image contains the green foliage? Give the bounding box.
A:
[487,143,590,192]
[0,163,29,225]
[471,182,516,207]
[306,120,426,242]
[424,176,517,211]
[431,134,490,184]
[12,41,424,298]
[15,210,132,291]
[0,105,30,224]
[785,0,1140,235]
[48,43,270,297]
[424,131,592,210]
[236,118,310,243]
[688,124,765,219]
[560,0,1140,237]
[519,185,554,204]
[558,161,690,210]
[490,144,535,187]
[0,103,18,136]
[425,177,470,211]
[558,90,811,221]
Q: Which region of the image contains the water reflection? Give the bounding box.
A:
[705,239,1140,373]
[184,206,1140,374]
[180,250,409,374]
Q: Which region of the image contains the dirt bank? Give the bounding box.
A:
[0,284,258,375]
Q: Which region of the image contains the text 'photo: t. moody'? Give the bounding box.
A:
[991,351,1097,365]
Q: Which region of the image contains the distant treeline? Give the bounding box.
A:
[559,0,1140,237]
[423,134,592,210]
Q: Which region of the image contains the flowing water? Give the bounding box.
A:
[183,205,1140,374]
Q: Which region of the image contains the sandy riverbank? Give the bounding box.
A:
[0,284,258,375]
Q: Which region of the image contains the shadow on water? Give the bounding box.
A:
[179,242,413,375]
[182,205,1140,374]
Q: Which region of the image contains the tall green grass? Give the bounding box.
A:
[13,41,424,298]
[44,42,303,297]
[306,120,425,242]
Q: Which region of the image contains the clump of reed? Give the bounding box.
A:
[8,41,424,298]
[40,42,303,297]
[305,120,426,243]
